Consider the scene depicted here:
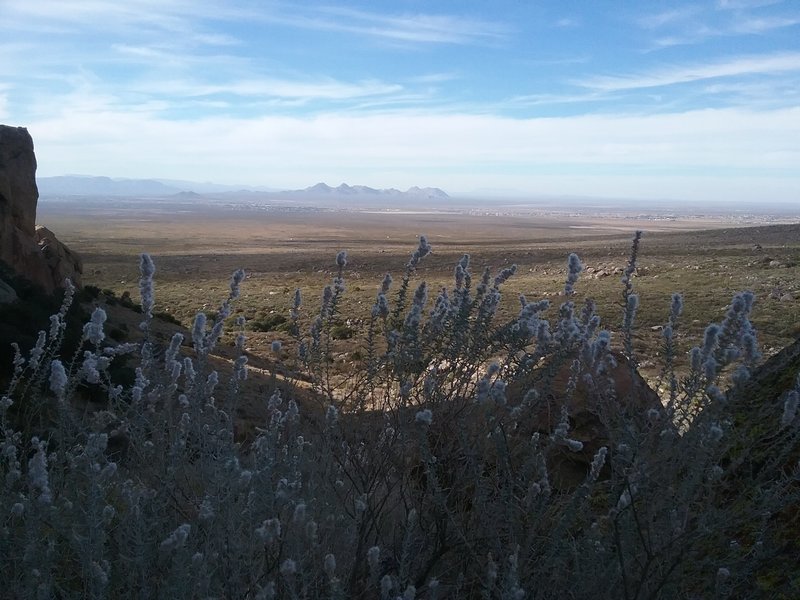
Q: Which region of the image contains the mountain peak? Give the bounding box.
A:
[307,182,333,193]
[300,182,448,199]
[405,186,449,199]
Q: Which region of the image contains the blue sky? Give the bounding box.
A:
[1,0,799,203]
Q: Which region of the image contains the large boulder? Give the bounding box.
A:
[508,350,664,490]
[0,124,81,292]
[403,349,664,503]
[35,225,83,290]
[0,126,38,237]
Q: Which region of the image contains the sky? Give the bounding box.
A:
[1,0,799,203]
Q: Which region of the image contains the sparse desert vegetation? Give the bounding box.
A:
[2,202,800,598]
[5,0,800,595]
[38,200,800,385]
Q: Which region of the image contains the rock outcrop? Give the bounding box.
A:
[35,225,83,292]
[508,350,664,490]
[0,124,81,293]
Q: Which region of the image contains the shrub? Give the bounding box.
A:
[329,321,354,340]
[0,235,798,599]
[250,313,288,332]
[79,284,102,301]
[154,310,182,326]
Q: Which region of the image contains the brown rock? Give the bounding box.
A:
[35,225,83,289]
[508,351,663,490]
[408,350,665,511]
[0,124,81,293]
[0,126,37,237]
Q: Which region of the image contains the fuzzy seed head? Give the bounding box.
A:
[415,409,433,425]
[336,250,348,268]
[49,360,67,399]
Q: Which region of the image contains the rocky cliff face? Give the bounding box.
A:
[0,125,82,295]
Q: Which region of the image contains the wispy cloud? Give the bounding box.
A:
[637,7,701,29]
[638,1,800,49]
[730,14,800,33]
[4,0,197,35]
[1,0,502,117]
[150,77,405,101]
[578,52,800,91]
[292,6,509,44]
[3,0,798,202]
[717,0,786,9]
[650,15,800,49]
[519,55,591,67]
[407,73,461,84]
[4,0,508,47]
[506,91,610,107]
[701,79,800,107]
[554,17,579,28]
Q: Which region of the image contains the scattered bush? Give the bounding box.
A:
[250,313,288,332]
[119,290,142,312]
[0,261,86,387]
[329,321,354,340]
[0,236,798,599]
[79,284,102,301]
[154,310,182,326]
[101,288,118,305]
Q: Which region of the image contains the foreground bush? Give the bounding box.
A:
[1,234,798,599]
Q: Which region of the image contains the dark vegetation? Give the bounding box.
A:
[0,234,798,599]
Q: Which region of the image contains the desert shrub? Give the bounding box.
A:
[101,288,118,305]
[329,321,354,340]
[107,323,129,342]
[0,265,86,386]
[106,290,141,312]
[250,313,288,332]
[0,236,798,599]
[79,284,102,301]
[154,310,182,326]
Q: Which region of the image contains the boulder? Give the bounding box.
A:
[509,351,663,490]
[0,126,37,237]
[404,349,665,515]
[35,225,83,289]
[0,124,81,293]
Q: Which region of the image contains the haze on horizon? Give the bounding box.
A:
[2,0,799,205]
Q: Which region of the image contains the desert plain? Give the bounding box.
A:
[37,195,799,396]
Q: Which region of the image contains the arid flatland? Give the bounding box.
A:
[38,199,800,389]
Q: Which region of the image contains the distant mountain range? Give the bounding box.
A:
[297,182,449,199]
[36,176,448,199]
[37,176,180,196]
